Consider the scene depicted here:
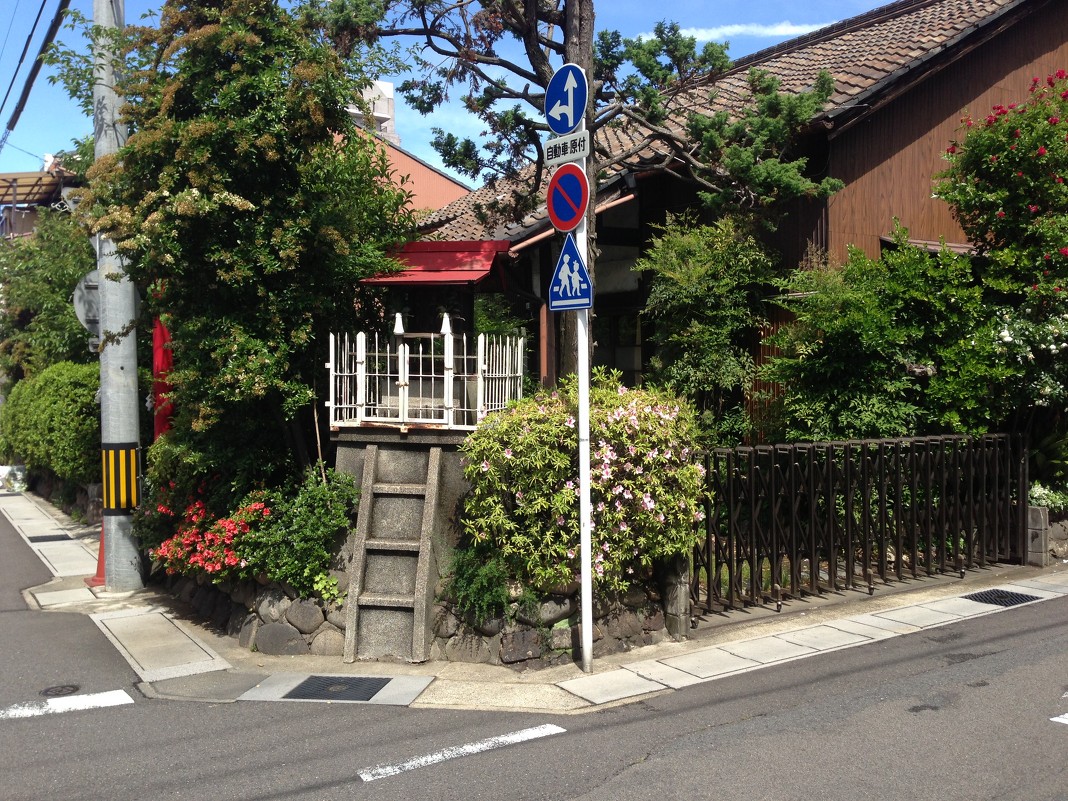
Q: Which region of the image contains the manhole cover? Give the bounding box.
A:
[962,589,1040,608]
[283,675,391,702]
[40,684,80,698]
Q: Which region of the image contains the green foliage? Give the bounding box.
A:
[688,69,842,224]
[446,546,513,624]
[932,72,1068,436]
[150,465,359,599]
[1030,481,1068,519]
[0,209,96,384]
[766,229,1021,440]
[456,369,704,617]
[636,214,776,445]
[50,0,417,511]
[0,362,100,483]
[935,71,1068,286]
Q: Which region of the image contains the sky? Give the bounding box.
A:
[0,0,880,181]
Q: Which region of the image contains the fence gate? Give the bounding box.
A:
[692,435,1029,614]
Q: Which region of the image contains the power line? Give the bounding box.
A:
[0,0,49,124]
[0,0,28,69]
[0,0,72,160]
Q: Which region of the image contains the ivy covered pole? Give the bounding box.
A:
[93,0,143,591]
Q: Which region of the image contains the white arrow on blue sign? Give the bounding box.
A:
[545,63,588,137]
[548,233,592,311]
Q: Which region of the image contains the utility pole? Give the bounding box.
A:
[94,0,142,591]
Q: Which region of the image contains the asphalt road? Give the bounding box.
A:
[2,505,1067,801]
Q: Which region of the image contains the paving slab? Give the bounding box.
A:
[414,679,590,712]
[775,624,872,651]
[92,608,231,682]
[558,669,667,704]
[994,583,1064,601]
[824,618,907,641]
[918,596,1001,617]
[33,542,98,577]
[720,635,817,664]
[34,587,97,607]
[624,659,707,689]
[839,613,922,636]
[870,605,961,628]
[661,647,760,679]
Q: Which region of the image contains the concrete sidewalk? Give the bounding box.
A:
[8,490,1068,714]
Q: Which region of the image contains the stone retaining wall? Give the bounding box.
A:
[160,572,679,670]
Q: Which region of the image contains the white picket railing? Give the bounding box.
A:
[327,315,525,430]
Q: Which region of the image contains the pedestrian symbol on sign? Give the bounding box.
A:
[549,233,592,311]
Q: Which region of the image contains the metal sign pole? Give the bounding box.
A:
[575,213,593,673]
[545,62,594,672]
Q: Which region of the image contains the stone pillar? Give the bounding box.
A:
[660,553,691,641]
[1028,505,1050,568]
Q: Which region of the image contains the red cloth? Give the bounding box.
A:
[152,319,174,439]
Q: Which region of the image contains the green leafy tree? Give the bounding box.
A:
[765,229,1016,441]
[53,0,416,513]
[635,214,776,445]
[310,1,840,372]
[934,71,1068,439]
[0,209,96,384]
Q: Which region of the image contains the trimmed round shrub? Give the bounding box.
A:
[456,368,706,612]
[0,362,100,484]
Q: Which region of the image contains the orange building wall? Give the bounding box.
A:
[384,143,471,214]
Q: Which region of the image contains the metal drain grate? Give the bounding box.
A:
[283,675,391,702]
[962,589,1040,608]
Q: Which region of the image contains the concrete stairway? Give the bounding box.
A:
[343,444,441,662]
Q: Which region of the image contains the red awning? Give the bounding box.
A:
[362,240,511,286]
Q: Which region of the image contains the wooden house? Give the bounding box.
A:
[393,0,1068,386]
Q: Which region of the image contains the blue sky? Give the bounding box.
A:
[0,0,878,180]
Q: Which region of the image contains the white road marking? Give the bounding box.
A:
[358,723,567,781]
[1051,713,1068,726]
[0,690,134,720]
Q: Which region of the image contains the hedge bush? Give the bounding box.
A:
[0,361,100,484]
[454,369,706,618]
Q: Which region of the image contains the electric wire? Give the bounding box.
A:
[0,0,27,69]
[0,0,49,125]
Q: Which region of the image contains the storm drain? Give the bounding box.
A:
[961,589,1041,608]
[283,675,391,702]
[27,534,72,543]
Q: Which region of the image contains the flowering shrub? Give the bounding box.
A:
[152,496,271,578]
[148,465,359,599]
[457,369,705,611]
[1030,481,1068,519]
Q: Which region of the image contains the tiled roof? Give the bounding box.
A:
[420,0,1040,243]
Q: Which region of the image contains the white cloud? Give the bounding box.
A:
[637,21,835,42]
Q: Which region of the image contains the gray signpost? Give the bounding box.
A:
[545,63,594,672]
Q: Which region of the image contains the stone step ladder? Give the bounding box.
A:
[343,444,441,662]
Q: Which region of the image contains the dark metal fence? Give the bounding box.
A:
[692,435,1028,614]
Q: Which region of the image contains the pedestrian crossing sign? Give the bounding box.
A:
[548,233,592,311]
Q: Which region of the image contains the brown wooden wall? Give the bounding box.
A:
[825,2,1068,263]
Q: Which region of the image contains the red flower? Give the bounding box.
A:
[1029,204,1040,213]
[946,145,957,154]
[996,210,1006,218]
[1060,248,1068,257]
[1037,146,1048,156]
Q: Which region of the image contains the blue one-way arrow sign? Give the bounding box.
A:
[549,233,592,311]
[545,64,588,136]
